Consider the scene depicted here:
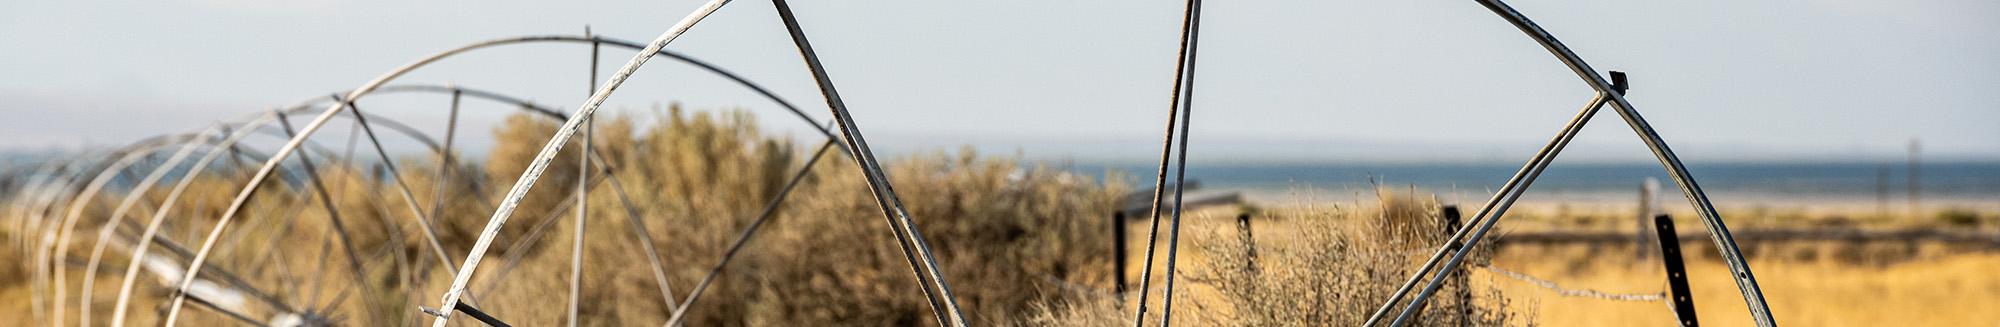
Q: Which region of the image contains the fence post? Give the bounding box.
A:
[1655,214,1699,327]
[1112,211,1127,299]
[1441,206,1470,327]
[1637,177,1659,261]
[1237,213,1256,272]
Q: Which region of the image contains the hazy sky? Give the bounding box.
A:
[2,0,1995,164]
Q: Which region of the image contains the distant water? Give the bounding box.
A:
[1070,161,2000,205]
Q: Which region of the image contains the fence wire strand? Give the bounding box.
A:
[1478,265,1664,302]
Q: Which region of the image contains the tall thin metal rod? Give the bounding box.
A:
[1155,1,1201,324]
[1361,94,1609,327]
[1129,0,1200,325]
[1470,1,1773,324]
[767,1,968,325]
[428,2,732,326]
[662,139,836,327]
[567,26,598,327]
[426,87,462,276]
[1385,94,1607,327]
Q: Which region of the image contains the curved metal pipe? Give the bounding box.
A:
[1469,1,1773,325]
[43,135,201,327]
[16,30,829,326]
[78,126,229,327]
[108,113,280,327]
[427,3,734,326]
[1372,2,1775,326]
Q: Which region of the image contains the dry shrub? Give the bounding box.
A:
[1,106,1131,326]
[1014,295,1127,327]
[1364,191,1441,250]
[461,107,1125,326]
[1182,193,1527,327]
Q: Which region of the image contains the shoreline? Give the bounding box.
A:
[1214,187,2000,218]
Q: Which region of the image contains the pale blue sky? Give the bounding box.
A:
[1,0,1995,163]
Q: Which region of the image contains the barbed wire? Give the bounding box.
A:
[1036,272,1126,298]
[1037,264,1665,304]
[1477,265,1664,302]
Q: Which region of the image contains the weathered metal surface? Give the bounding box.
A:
[1469,1,1774,324]
[1365,94,1609,327]
[1130,0,1203,326]
[426,2,734,326]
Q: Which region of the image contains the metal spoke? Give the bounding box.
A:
[109,114,277,327]
[274,109,389,326]
[1362,94,1610,327]
[768,0,967,324]
[1468,2,1772,324]
[427,3,732,325]
[662,138,836,327]
[341,96,464,279]
[1381,95,1606,327]
[567,27,597,326]
[77,129,220,327]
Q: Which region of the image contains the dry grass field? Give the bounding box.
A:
[3,108,1995,326]
[1085,199,2000,327]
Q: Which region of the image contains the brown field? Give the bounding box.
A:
[3,108,1996,326]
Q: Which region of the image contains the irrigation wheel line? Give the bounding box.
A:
[1366,1,1776,326]
[76,125,230,327]
[41,133,211,327]
[426,1,734,326]
[27,26,840,325]
[91,40,827,326]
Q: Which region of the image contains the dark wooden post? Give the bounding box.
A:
[1112,211,1127,298]
[1237,213,1256,272]
[1442,206,1470,327]
[1655,214,1699,327]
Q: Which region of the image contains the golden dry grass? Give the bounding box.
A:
[3,107,1996,326]
[1489,246,2000,326]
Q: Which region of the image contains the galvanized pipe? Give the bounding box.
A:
[1469,1,1774,324]
[1129,0,1200,325]
[1361,94,1609,327]
[1156,1,1201,325]
[1386,94,1607,327]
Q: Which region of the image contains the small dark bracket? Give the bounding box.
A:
[422,301,513,327]
[1610,71,1630,95]
[456,301,513,327]
[1655,214,1699,327]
